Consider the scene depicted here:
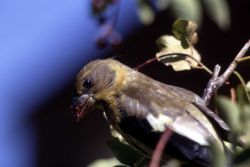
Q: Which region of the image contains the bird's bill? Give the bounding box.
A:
[71,94,96,122]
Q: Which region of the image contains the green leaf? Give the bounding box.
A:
[202,0,230,30]
[210,140,227,167]
[246,81,250,93]
[137,0,155,25]
[169,0,202,24]
[216,96,241,134]
[87,157,122,167]
[234,147,250,166]
[172,19,198,48]
[237,85,249,106]
[107,137,149,166]
[156,35,201,71]
[239,105,250,145]
[164,159,181,167]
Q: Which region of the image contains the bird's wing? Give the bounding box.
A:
[166,85,230,132]
[119,74,220,145]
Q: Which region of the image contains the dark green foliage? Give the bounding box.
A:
[108,137,150,167]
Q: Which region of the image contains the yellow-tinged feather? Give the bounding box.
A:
[94,60,130,121]
[95,88,121,121]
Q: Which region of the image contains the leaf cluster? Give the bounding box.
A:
[213,83,250,167]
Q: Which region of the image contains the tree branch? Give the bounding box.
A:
[202,39,250,105]
[135,57,157,70]
[202,65,221,105]
[149,128,173,167]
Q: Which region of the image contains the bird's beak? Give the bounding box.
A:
[71,94,96,122]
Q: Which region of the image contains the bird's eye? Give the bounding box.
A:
[82,79,92,89]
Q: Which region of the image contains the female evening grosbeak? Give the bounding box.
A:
[72,59,230,167]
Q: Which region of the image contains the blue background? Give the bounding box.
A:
[0,1,140,167]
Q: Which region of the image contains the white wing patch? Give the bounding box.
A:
[146,113,211,146]
[171,116,210,146]
[146,114,173,132]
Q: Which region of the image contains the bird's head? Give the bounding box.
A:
[71,59,130,122]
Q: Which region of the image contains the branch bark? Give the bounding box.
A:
[202,39,250,105]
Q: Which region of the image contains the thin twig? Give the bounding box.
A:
[230,88,236,103]
[236,56,250,63]
[202,39,250,105]
[220,39,250,84]
[202,65,221,105]
[182,53,213,74]
[135,57,157,71]
[149,128,173,167]
[233,71,247,86]
[233,71,250,103]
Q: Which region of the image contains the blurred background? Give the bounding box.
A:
[0,0,249,167]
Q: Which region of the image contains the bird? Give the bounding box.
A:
[71,59,230,167]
